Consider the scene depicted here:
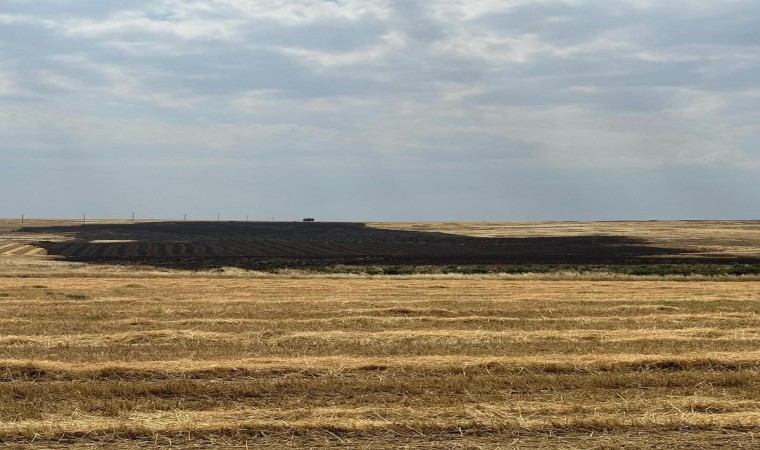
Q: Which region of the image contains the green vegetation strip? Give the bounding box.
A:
[299,264,760,277]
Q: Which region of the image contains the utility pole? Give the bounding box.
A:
[217,213,221,221]
[246,215,249,221]
[131,212,135,222]
[184,214,187,221]
[21,214,24,224]
[83,214,86,223]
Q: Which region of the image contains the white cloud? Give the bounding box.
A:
[3,0,760,219]
[63,10,242,40]
[0,13,56,27]
[219,0,392,23]
[0,71,28,96]
[58,0,391,42]
[426,0,519,22]
[274,30,406,67]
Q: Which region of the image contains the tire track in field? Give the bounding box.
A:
[155,242,171,258]
[8,245,37,256]
[201,242,224,257]
[0,242,48,256]
[102,244,121,258]
[0,243,24,255]
[246,241,295,257]
[173,242,188,257]
[35,239,452,260]
[263,240,320,257]
[219,242,247,257]
[0,243,19,254]
[79,243,102,258]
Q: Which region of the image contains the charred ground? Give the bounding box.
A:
[17,221,752,270]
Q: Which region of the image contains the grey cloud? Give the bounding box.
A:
[473,2,631,45]
[241,18,390,52]
[389,0,447,42]
[2,0,760,220]
[1,0,148,18]
[641,3,760,48]
[469,1,760,94]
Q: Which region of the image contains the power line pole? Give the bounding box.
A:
[217,213,221,221]
[21,214,24,224]
[131,212,135,222]
[183,213,187,221]
[83,214,86,223]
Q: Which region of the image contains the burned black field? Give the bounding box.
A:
[19,221,760,271]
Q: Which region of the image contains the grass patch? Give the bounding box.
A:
[301,263,760,277]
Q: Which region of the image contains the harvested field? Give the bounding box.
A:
[0,243,45,257]
[2,274,760,448]
[0,220,759,448]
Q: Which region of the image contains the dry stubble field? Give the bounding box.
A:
[1,220,760,449]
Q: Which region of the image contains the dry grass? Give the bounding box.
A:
[1,272,760,448]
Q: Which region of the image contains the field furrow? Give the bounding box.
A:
[0,276,759,448]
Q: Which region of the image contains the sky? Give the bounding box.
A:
[1,0,759,221]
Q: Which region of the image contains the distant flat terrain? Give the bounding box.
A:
[1,219,760,448]
[1,220,759,269]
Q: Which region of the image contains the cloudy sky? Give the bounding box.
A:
[2,0,759,221]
